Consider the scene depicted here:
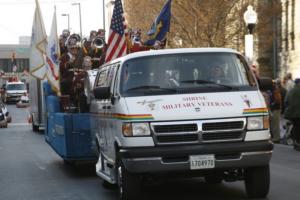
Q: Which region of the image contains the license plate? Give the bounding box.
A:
[190,155,215,170]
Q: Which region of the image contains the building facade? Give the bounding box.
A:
[0,44,30,84]
[0,44,29,73]
[280,0,300,78]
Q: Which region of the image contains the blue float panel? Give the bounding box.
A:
[46,96,60,113]
[43,82,54,97]
[45,112,97,161]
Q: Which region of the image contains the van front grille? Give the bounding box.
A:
[202,131,243,142]
[156,134,199,143]
[154,124,197,133]
[151,119,245,145]
[202,121,244,131]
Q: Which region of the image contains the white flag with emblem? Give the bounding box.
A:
[30,0,47,80]
[45,10,60,94]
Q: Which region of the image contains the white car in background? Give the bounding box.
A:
[4,81,27,104]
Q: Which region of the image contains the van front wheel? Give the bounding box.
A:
[244,165,270,198]
[117,162,141,200]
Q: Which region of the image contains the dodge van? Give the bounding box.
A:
[90,48,273,200]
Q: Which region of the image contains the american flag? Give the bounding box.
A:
[105,0,127,62]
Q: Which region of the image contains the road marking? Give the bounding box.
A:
[8,123,30,126]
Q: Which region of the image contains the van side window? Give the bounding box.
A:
[95,64,118,90]
[107,65,117,88]
[96,69,108,87]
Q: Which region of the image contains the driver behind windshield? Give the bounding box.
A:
[208,65,226,84]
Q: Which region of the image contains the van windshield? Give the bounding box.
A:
[6,84,26,91]
[120,53,256,97]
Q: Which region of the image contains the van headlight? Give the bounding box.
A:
[122,123,151,137]
[247,116,269,130]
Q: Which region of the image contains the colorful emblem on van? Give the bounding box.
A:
[113,114,154,120]
[243,108,268,115]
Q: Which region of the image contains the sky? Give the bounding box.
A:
[0,0,105,44]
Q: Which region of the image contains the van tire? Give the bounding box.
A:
[117,162,141,200]
[244,165,270,198]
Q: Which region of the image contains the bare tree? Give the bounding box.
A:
[124,0,281,54]
[125,0,249,48]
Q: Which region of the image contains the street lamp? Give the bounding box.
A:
[244,5,257,34]
[243,5,258,65]
[61,13,70,31]
[72,2,82,39]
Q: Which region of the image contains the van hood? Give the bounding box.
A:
[123,91,268,121]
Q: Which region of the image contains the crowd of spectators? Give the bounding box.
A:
[265,72,300,150]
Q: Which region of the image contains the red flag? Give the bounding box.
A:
[105,0,127,63]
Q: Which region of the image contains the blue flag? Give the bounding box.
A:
[144,0,172,46]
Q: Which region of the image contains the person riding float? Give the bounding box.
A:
[72,56,93,112]
[82,29,106,69]
[127,28,149,53]
[59,33,84,106]
[59,29,70,55]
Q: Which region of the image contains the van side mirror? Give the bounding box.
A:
[258,77,273,91]
[93,87,110,99]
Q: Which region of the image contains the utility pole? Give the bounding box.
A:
[61,14,70,31]
[103,0,106,31]
[72,3,82,39]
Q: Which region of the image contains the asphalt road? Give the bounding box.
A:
[1,105,300,200]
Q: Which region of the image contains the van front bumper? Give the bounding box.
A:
[6,95,22,102]
[119,140,273,173]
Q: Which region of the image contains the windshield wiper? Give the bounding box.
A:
[126,85,177,92]
[181,80,234,90]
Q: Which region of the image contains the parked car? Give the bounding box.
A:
[0,98,11,123]
[0,112,7,128]
[0,100,8,128]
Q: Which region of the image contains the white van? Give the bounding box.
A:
[90,48,273,200]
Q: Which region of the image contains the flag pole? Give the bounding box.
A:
[165,32,169,49]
